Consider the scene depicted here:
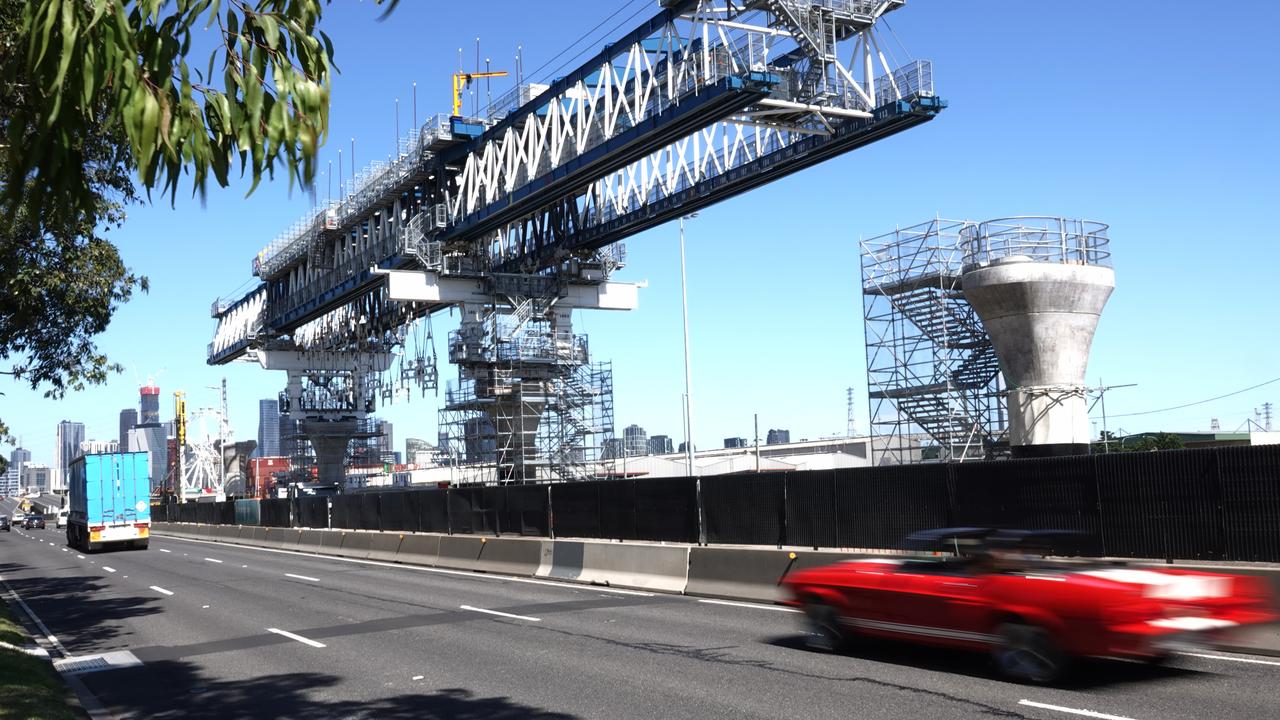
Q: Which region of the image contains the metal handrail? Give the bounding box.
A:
[962,216,1112,268]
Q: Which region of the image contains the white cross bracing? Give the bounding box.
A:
[210,1,939,377]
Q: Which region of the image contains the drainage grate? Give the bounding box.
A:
[54,650,143,676]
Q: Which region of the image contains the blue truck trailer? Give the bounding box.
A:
[66,452,151,551]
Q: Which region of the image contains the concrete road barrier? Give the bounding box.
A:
[367,533,404,563]
[472,537,541,576]
[246,527,268,546]
[335,531,373,559]
[578,542,690,593]
[436,536,485,571]
[395,534,440,567]
[214,525,241,543]
[686,547,863,603]
[538,540,584,582]
[539,540,688,592]
[320,530,345,554]
[297,529,326,553]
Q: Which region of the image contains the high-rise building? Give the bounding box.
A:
[118,408,138,447]
[22,464,51,494]
[601,438,624,460]
[724,437,747,449]
[648,435,674,455]
[139,384,161,424]
[127,425,168,491]
[623,424,648,456]
[377,421,395,456]
[257,398,281,457]
[55,420,85,490]
[766,429,791,445]
[3,448,29,495]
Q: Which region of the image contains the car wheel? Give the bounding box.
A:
[993,622,1066,684]
[803,602,846,653]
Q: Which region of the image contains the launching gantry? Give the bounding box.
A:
[208,0,946,485]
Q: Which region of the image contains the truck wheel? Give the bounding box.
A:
[993,622,1067,684]
[803,602,846,653]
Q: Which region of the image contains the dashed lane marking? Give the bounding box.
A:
[204,558,223,564]
[698,598,800,613]
[285,573,320,582]
[267,628,326,648]
[1178,651,1280,667]
[102,567,117,573]
[159,549,171,553]
[1018,699,1139,720]
[460,605,541,622]
[150,586,174,596]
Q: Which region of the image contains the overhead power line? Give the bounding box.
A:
[1107,375,1280,418]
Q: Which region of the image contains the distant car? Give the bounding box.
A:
[56,509,68,529]
[23,514,45,530]
[783,528,1277,684]
[0,515,10,532]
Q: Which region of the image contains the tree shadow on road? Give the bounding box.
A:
[82,661,579,720]
[0,561,161,652]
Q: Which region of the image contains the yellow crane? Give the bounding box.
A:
[452,70,508,117]
[173,391,186,497]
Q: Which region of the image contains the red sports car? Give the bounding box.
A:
[782,528,1276,683]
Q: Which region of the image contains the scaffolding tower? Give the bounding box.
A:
[437,304,615,485]
[861,218,1008,464]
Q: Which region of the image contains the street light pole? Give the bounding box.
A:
[679,213,697,477]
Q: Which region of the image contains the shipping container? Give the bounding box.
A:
[67,452,151,551]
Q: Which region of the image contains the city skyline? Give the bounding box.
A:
[3,1,1279,467]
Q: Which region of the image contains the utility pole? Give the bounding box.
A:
[754,412,760,473]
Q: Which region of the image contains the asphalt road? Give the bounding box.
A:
[2,499,1279,720]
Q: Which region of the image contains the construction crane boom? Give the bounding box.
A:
[452,71,508,116]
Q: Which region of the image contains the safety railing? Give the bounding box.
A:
[962,217,1112,268]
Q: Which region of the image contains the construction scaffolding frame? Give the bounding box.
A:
[437,310,615,485]
[861,218,1008,465]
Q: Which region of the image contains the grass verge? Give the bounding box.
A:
[0,602,81,720]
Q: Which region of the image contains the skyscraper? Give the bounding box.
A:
[623,424,648,457]
[55,420,85,490]
[139,384,161,424]
[257,398,281,457]
[4,448,30,495]
[766,429,791,445]
[724,437,747,449]
[118,408,138,448]
[648,435,674,455]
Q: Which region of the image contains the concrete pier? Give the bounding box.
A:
[961,218,1114,457]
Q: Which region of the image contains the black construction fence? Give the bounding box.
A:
[151,444,1280,562]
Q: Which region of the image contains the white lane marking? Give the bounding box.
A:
[1018,700,1138,720]
[154,535,656,597]
[204,558,223,564]
[61,548,68,552]
[267,628,326,648]
[698,598,800,613]
[76,555,85,559]
[202,605,210,609]
[285,573,320,582]
[460,605,541,622]
[1148,617,1236,631]
[0,574,70,656]
[411,675,425,680]
[1178,651,1280,667]
[149,586,174,596]
[159,549,171,553]
[102,566,117,573]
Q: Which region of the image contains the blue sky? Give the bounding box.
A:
[5,0,1279,466]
